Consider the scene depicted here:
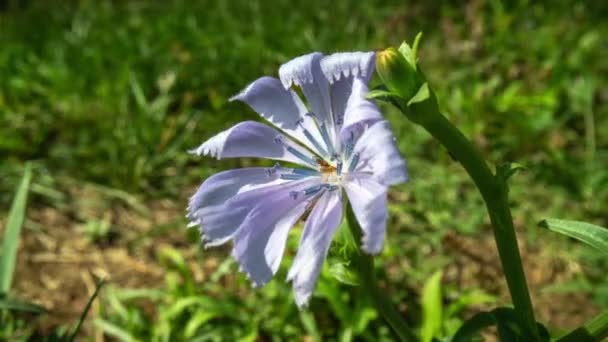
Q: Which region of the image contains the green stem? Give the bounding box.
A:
[403,101,540,340]
[557,310,608,342]
[345,203,417,341]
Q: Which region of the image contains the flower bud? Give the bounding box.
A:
[376,47,421,101]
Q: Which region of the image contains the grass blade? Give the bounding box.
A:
[94,318,137,342]
[0,164,32,294]
[420,270,443,342]
[0,295,46,314]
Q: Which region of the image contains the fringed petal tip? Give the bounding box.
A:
[189,129,230,159]
[320,52,376,83]
[231,249,266,289]
[287,272,312,308]
[279,52,324,89]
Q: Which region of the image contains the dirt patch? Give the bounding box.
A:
[443,230,598,330]
[4,187,598,338]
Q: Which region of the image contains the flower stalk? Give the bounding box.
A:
[375,42,541,341]
[345,202,417,342]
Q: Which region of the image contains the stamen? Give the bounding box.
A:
[289,184,331,200]
[274,135,318,168]
[292,168,320,177]
[270,166,319,181]
[319,122,336,156]
[335,114,344,127]
[266,162,281,178]
[348,152,360,172]
[306,112,335,156]
[296,118,328,156]
[336,160,343,176]
[280,174,306,180]
[343,131,355,161]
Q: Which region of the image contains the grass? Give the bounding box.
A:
[1,0,607,340]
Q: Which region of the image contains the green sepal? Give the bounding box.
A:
[398,31,423,70]
[366,89,396,101]
[407,82,431,106]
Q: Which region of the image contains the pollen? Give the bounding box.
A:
[317,158,343,185]
[316,158,337,174]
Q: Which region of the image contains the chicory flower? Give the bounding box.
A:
[188,52,407,307]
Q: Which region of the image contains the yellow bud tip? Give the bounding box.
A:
[376,47,399,65]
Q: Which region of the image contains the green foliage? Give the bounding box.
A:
[0,164,31,293]
[452,307,550,342]
[540,219,608,255]
[420,270,443,342]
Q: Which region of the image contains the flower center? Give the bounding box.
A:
[317,158,345,186]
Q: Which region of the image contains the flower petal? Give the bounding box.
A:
[229,177,321,286]
[279,53,332,125]
[287,190,343,307]
[353,120,408,186]
[230,76,308,130]
[344,175,388,254]
[232,199,309,287]
[191,121,318,167]
[321,52,375,129]
[187,168,282,246]
[230,77,326,156]
[340,78,384,140]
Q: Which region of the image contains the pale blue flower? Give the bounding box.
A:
[188,52,407,307]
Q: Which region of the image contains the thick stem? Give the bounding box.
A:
[345,203,417,341]
[409,109,540,340]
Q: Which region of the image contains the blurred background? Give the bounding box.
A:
[1,0,607,340]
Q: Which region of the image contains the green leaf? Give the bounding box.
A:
[452,307,550,342]
[328,261,359,286]
[539,219,608,255]
[299,310,321,342]
[0,295,46,314]
[445,290,496,318]
[0,164,32,294]
[184,311,218,338]
[452,310,496,342]
[158,246,190,276]
[95,319,138,342]
[421,270,443,342]
[352,307,377,334]
[496,162,526,183]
